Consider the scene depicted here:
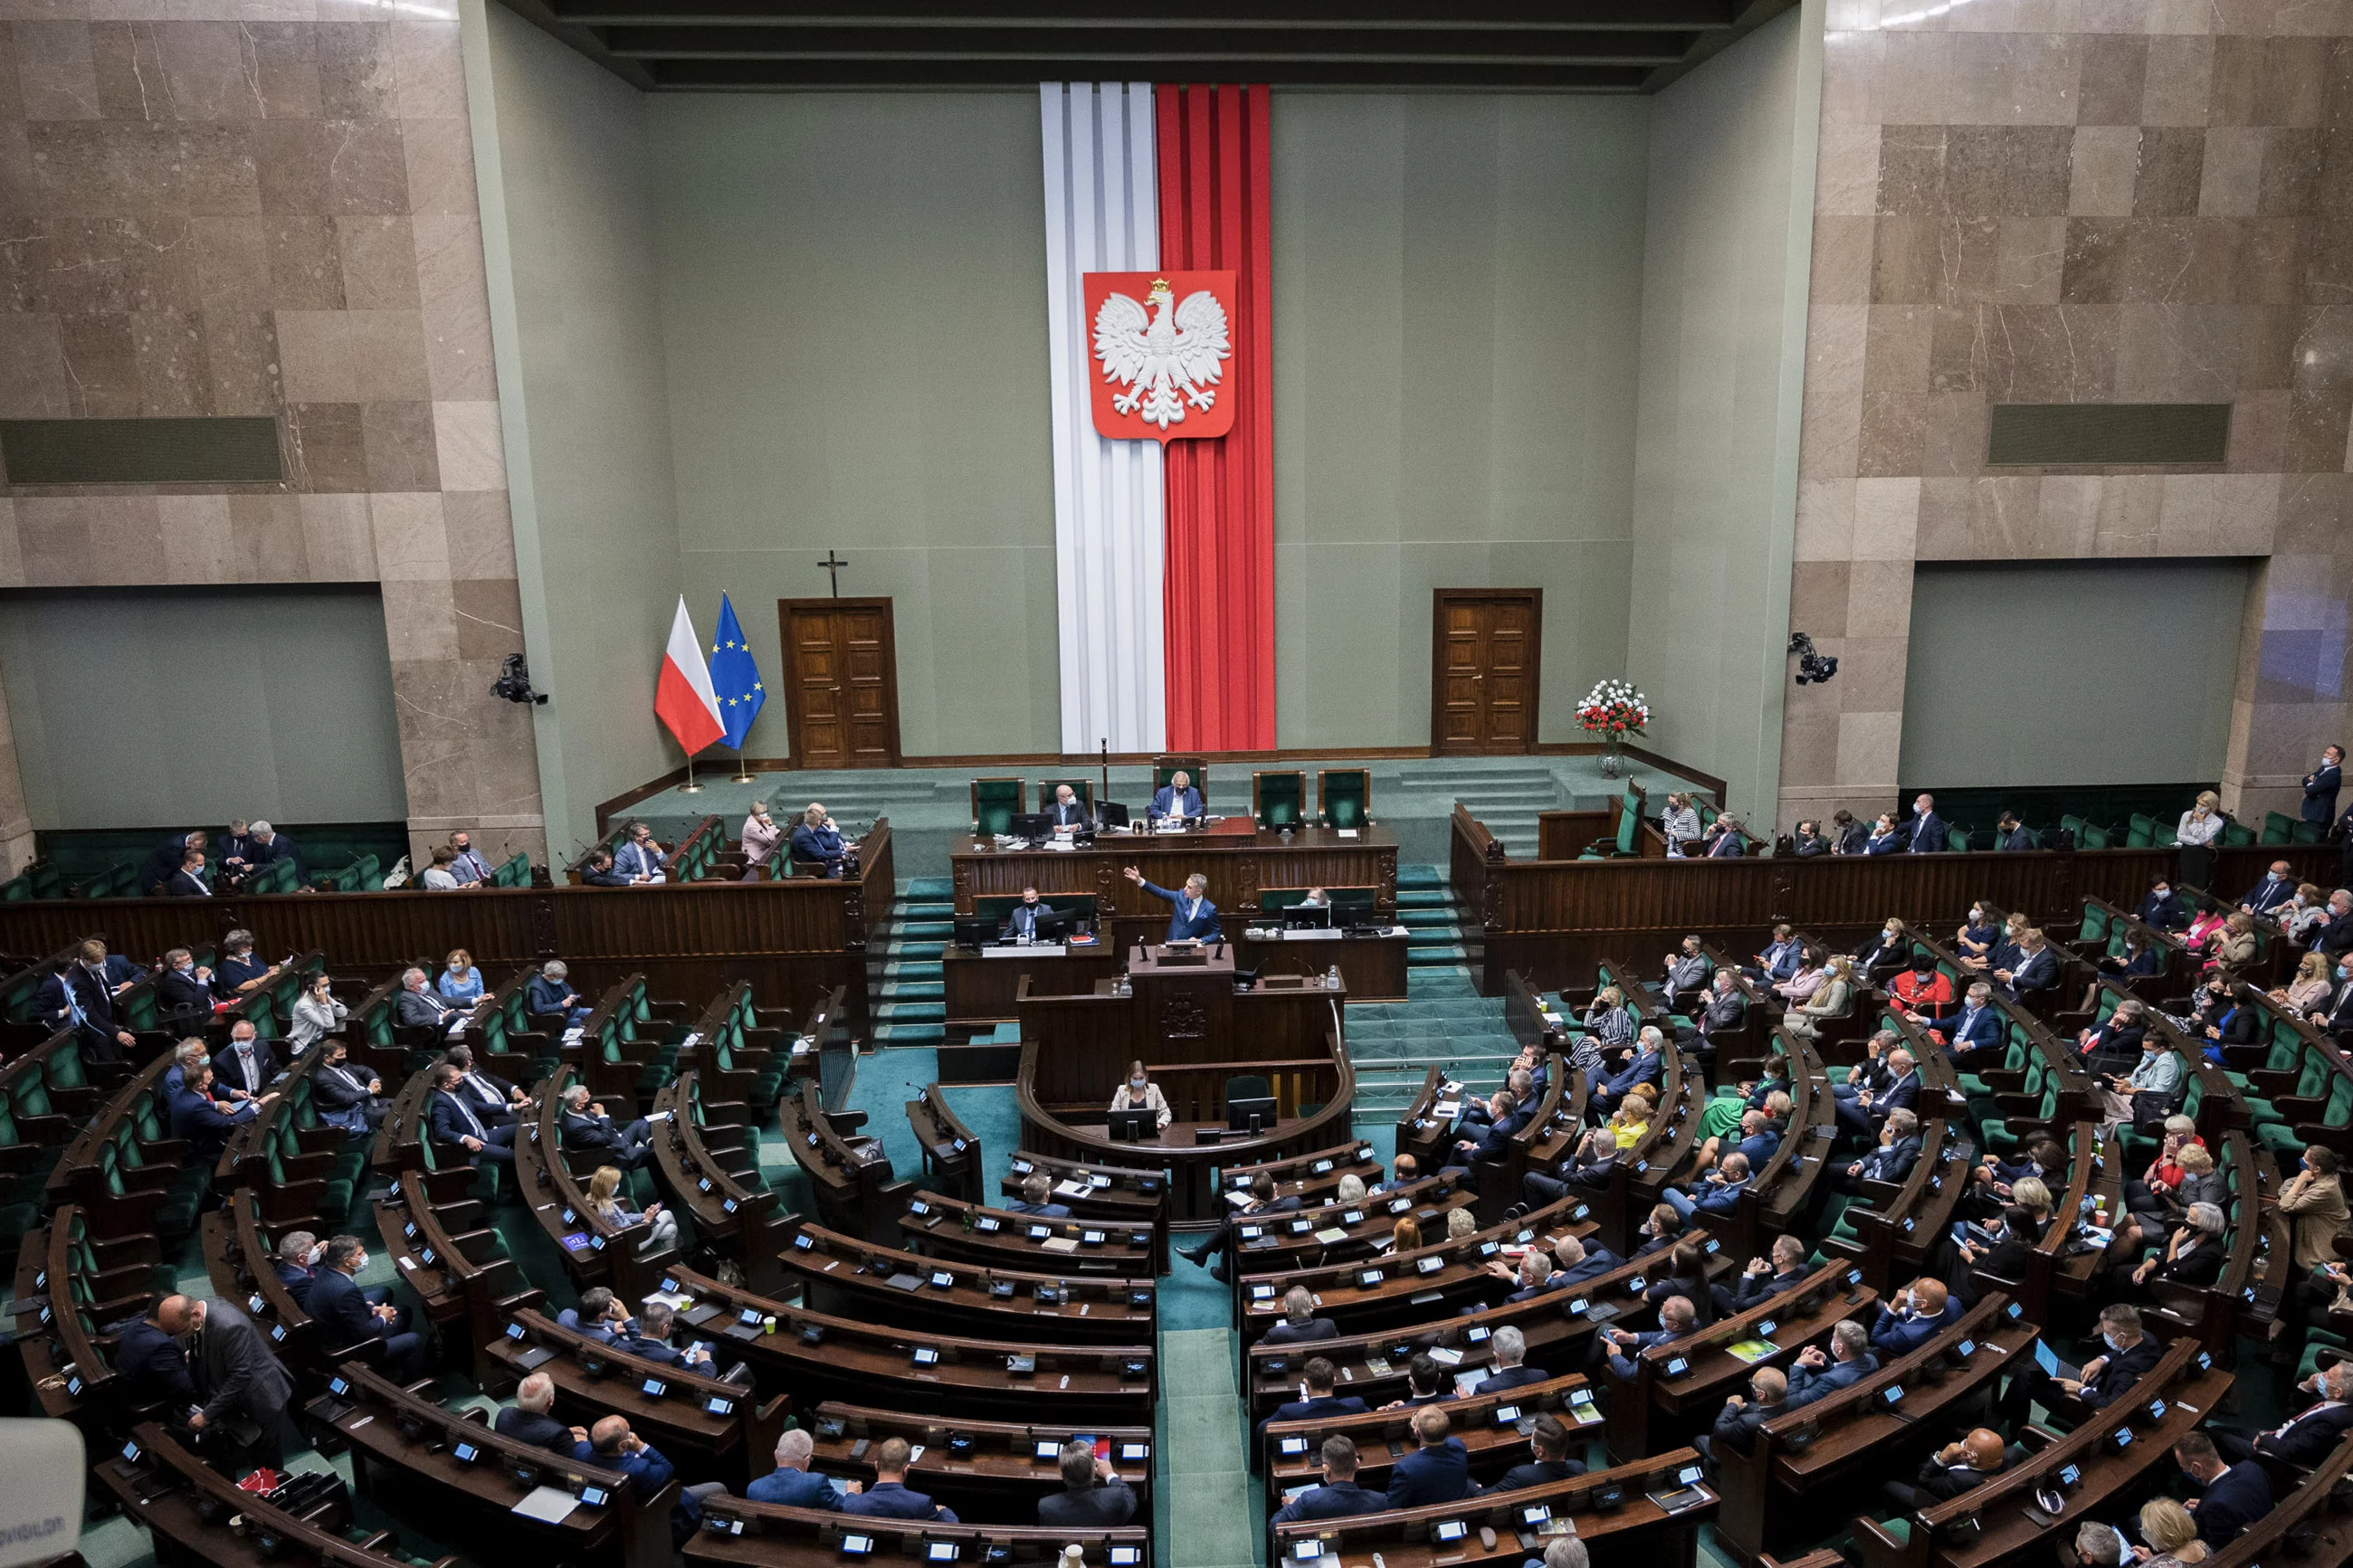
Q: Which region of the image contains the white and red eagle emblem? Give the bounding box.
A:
[1082,270,1237,443]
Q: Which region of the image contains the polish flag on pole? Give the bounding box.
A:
[654,595,726,755]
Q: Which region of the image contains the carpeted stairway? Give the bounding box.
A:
[873,876,955,1048]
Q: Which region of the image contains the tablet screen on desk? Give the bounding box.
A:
[2033,1339,2059,1377]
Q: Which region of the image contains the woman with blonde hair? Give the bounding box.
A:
[1583,985,1635,1048]
[1607,1088,1654,1150]
[2136,1498,2206,1566]
[437,947,483,1005]
[740,802,782,879]
[586,1165,678,1253]
[2278,948,2335,1016]
[2176,791,2226,849]
[1787,954,1854,1040]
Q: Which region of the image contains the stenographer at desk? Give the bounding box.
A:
[1004,887,1062,941]
[1110,1059,1173,1130]
[1124,865,1221,941]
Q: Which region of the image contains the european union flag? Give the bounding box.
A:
[709,593,765,751]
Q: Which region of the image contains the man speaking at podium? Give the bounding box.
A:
[1150,770,1203,822]
[1126,866,1221,942]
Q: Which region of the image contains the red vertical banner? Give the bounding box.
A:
[1156,82,1274,753]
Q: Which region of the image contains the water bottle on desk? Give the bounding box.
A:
[1326,965,1341,991]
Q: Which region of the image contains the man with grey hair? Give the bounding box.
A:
[1038,1437,1136,1526]
[494,1371,577,1455]
[1479,1325,1547,1392]
[249,820,302,883]
[2071,1522,2124,1567]
[1529,1536,1589,1568]
[559,1082,653,1168]
[1264,1284,1338,1345]
[273,1230,320,1309]
[1590,1025,1667,1118]
[394,966,462,1038]
[2205,1358,2353,1467]
[1786,1320,1878,1407]
[1123,864,1221,941]
[749,1427,859,1507]
[528,959,592,1030]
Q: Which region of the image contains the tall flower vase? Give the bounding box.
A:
[1598,736,1624,778]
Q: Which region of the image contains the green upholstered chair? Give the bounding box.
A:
[2262,812,2296,845]
[1154,756,1210,809]
[1253,771,1307,830]
[1318,769,1371,829]
[971,777,1026,836]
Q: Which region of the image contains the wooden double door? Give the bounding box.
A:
[1431,589,1541,755]
[779,597,901,768]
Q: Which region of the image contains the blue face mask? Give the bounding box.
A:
[2102,1333,2123,1354]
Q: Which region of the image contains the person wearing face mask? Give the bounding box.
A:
[2137,878,2192,933]
[288,971,349,1051]
[38,936,146,1068]
[211,1020,279,1101]
[739,802,783,880]
[156,946,221,1033]
[310,1037,387,1134]
[1868,1278,1957,1356]
[273,1231,323,1308]
[1954,906,1999,963]
[1997,1303,2159,1426]
[2304,744,2344,825]
[1855,917,1909,978]
[2099,1033,2181,1132]
[1109,1060,1170,1130]
[310,1234,426,1380]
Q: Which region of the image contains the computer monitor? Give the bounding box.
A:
[1106,1108,1157,1142]
[1008,813,1052,841]
[1227,1096,1277,1134]
[1281,904,1332,929]
[952,917,993,951]
[1098,802,1131,829]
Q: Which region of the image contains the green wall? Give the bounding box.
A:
[1900,560,2249,788]
[0,588,407,829]
[1271,94,1652,749]
[468,1,686,855]
[647,93,1063,761]
[1627,4,1820,818]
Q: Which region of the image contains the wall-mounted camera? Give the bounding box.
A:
[1788,632,1839,686]
[491,653,548,706]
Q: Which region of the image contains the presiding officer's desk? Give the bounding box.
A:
[952,819,1397,908]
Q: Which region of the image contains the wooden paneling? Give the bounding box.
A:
[1449,807,2338,996]
[951,826,1398,915]
[0,821,897,1034]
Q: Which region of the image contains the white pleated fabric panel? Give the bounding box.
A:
[1041,81,1166,755]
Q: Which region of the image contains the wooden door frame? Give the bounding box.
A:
[1429,588,1544,755]
[777,596,904,769]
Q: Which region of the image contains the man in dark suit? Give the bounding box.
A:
[1488,1413,1584,1491]
[748,1429,853,1508]
[1003,1173,1073,1217]
[2137,881,2192,932]
[1948,1206,2037,1306]
[1124,866,1220,941]
[1184,1173,1299,1280]
[117,1295,200,1411]
[1994,930,2057,999]
[1696,972,1748,1052]
[1523,1128,1618,1209]
[170,1062,265,1163]
[218,822,262,887]
[2240,861,2300,916]
[163,847,214,897]
[1698,1366,1789,1462]
[1270,1436,1389,1524]
[1266,1358,1370,1434]
[1475,1326,1549,1392]
[558,1288,634,1343]
[493,1373,579,1456]
[211,1022,277,1100]
[573,1415,703,1536]
[310,1235,425,1379]
[1450,1088,1523,1170]
[2207,1360,2353,1467]
[558,1083,652,1169]
[310,1041,386,1135]
[1589,1027,1667,1118]
[1998,1305,2162,1427]
[138,829,206,895]
[1906,794,1948,853]
[1881,1428,2007,1512]
[1037,1440,1137,1527]
[1786,1320,1879,1408]
[839,1438,957,1521]
[272,1231,319,1309]
[1841,1108,1925,1191]
[1869,1278,1954,1357]
[787,803,851,876]
[156,947,220,1034]
[2304,745,2344,826]
[427,1062,516,1166]
[1045,784,1093,831]
[1003,888,1061,941]
[395,968,462,1039]
[1713,1235,1811,1318]
[1148,770,1203,820]
[443,1045,529,1126]
[247,822,303,883]
[1598,1296,1698,1379]
[2075,1000,2149,1077]
[609,1301,714,1372]
[1995,813,2037,851]
[1386,1405,1473,1509]
[191,1297,294,1473]
[527,961,593,1029]
[2172,1430,2271,1549]
[1835,1046,1920,1144]
[1263,1286,1339,1345]
[39,937,146,1068]
[1914,980,2003,1065]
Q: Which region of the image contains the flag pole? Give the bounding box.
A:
[679,747,703,794]
[731,748,755,785]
